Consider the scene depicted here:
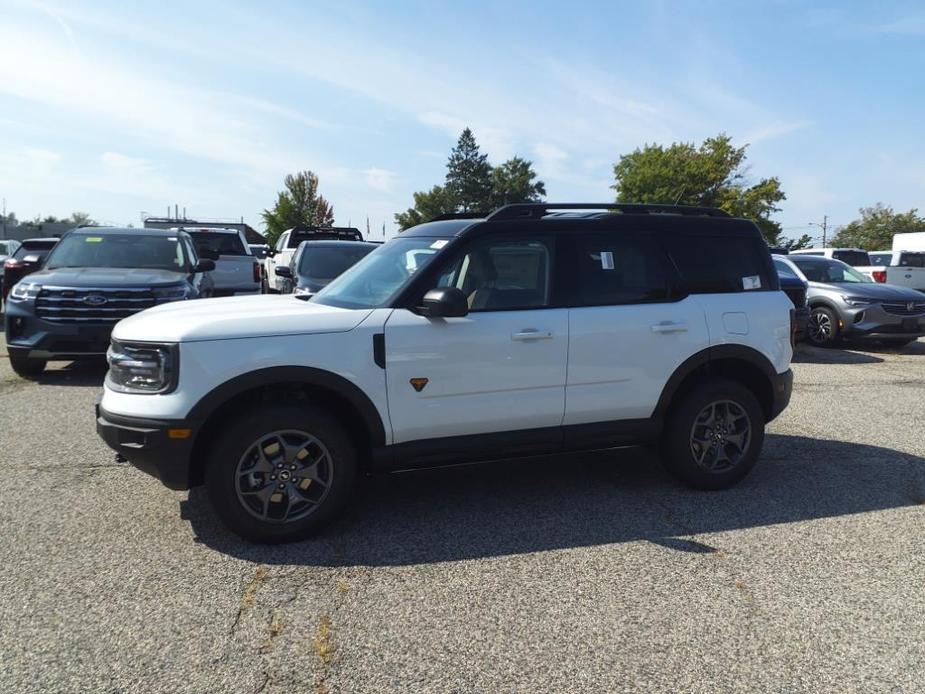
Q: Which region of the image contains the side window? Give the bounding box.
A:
[665,234,772,294]
[431,236,554,311]
[574,234,672,306]
[275,232,289,253]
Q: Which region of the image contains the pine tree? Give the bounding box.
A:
[445,128,492,213]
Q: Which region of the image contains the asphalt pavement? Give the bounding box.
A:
[1,334,924,693]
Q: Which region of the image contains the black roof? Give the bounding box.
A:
[68,227,184,237]
[402,203,755,239]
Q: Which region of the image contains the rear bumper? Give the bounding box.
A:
[769,368,793,422]
[96,403,199,490]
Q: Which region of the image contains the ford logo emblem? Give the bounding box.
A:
[84,294,108,306]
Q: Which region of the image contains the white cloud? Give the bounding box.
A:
[532,142,569,178]
[742,120,814,145]
[365,167,397,192]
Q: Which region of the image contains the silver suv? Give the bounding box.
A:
[785,254,925,347]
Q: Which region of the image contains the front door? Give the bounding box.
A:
[384,235,567,443]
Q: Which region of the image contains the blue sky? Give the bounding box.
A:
[1,0,924,241]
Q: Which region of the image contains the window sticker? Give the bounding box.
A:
[85,237,103,243]
[742,275,761,290]
[600,251,615,270]
[430,239,448,249]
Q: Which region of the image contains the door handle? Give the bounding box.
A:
[511,329,553,341]
[650,321,688,334]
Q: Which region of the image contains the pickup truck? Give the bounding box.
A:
[265,226,363,293]
[182,228,261,297]
[790,247,925,291]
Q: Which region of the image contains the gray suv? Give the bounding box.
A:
[785,254,925,347]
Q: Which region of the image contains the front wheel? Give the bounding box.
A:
[661,378,765,490]
[807,306,840,347]
[9,351,46,379]
[205,404,357,543]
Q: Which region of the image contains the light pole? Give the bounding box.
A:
[809,215,828,248]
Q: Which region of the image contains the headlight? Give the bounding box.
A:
[843,295,873,307]
[152,285,190,301]
[106,340,178,394]
[10,281,41,301]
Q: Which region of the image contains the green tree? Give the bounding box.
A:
[395,130,546,230]
[394,185,458,231]
[488,157,546,209]
[445,128,492,212]
[613,134,786,245]
[262,170,334,246]
[830,204,925,250]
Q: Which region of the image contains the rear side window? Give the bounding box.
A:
[832,250,870,267]
[898,252,925,268]
[868,252,893,266]
[664,234,772,294]
[574,234,672,306]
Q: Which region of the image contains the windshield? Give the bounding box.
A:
[0,241,19,255]
[791,257,871,284]
[299,245,375,282]
[187,231,247,256]
[868,252,893,266]
[45,233,189,271]
[898,252,925,268]
[773,258,799,279]
[312,237,447,309]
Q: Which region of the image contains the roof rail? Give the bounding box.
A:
[487,203,731,221]
[428,212,485,222]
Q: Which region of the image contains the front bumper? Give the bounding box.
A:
[96,403,199,490]
[838,303,925,340]
[769,368,793,422]
[5,302,113,359]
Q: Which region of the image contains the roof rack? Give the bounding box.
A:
[428,212,485,222]
[487,203,731,221]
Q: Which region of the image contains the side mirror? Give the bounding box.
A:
[417,287,469,318]
[194,259,215,272]
[266,249,277,258]
[274,266,292,278]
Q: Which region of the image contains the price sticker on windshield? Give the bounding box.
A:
[742,275,761,290]
[85,237,103,243]
[430,240,448,249]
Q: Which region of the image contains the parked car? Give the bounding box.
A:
[181,228,261,297]
[0,239,21,262]
[2,237,58,307]
[265,226,363,293]
[97,202,794,543]
[787,254,925,347]
[276,240,378,298]
[4,227,214,378]
[790,246,925,290]
[772,255,809,341]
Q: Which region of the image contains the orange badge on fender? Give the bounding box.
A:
[409,378,429,392]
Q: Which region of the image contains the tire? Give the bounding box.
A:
[9,351,46,379]
[661,378,765,490]
[205,403,357,543]
[807,306,840,347]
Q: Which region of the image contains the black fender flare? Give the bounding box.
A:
[653,344,778,418]
[186,366,386,446]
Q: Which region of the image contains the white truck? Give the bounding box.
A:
[181,228,262,297]
[265,226,363,293]
[790,247,925,291]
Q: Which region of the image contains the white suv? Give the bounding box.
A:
[97,203,795,543]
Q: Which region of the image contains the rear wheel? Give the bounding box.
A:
[661,378,765,490]
[205,404,357,543]
[807,306,840,347]
[9,351,46,379]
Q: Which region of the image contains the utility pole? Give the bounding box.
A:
[810,215,828,248]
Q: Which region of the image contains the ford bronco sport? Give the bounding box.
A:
[97,203,794,543]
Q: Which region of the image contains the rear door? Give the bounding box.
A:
[384,234,568,443]
[563,231,708,425]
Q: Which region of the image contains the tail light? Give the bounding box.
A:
[4,259,23,269]
[253,262,261,283]
[872,270,887,283]
[789,308,797,349]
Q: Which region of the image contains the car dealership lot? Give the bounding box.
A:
[1,338,924,693]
